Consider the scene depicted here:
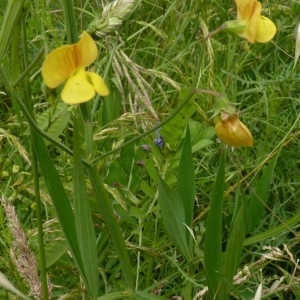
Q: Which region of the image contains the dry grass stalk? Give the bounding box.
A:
[1,197,52,299]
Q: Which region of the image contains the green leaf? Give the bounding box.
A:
[32,131,84,283]
[157,175,192,260]
[104,161,128,186]
[160,90,197,150]
[244,210,300,246]
[248,151,280,232]
[178,124,195,230]
[221,203,245,298]
[24,102,70,135]
[204,150,226,300]
[119,136,135,174]
[44,239,69,268]
[101,81,122,125]
[135,290,168,299]
[73,113,98,299]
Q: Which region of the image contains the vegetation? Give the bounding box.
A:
[0,0,300,299]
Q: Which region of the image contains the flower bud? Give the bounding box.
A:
[215,112,253,147]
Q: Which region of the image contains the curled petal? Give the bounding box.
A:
[42,31,98,89]
[255,16,276,43]
[61,69,96,104]
[215,114,253,147]
[86,72,109,96]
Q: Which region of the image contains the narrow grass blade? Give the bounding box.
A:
[158,176,192,260]
[178,124,195,230]
[204,150,226,300]
[221,202,245,298]
[73,114,98,299]
[244,210,300,245]
[248,151,280,232]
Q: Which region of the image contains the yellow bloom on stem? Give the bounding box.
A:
[42,31,109,104]
[215,112,253,147]
[206,0,276,43]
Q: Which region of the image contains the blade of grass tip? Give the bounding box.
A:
[0,272,30,300]
[247,148,281,233]
[204,150,226,300]
[157,175,192,261]
[87,165,135,291]
[178,124,195,242]
[73,112,98,299]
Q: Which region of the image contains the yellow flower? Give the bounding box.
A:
[42,31,109,104]
[206,0,276,43]
[215,112,253,147]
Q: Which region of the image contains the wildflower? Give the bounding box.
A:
[214,111,253,147]
[206,0,276,43]
[42,31,109,104]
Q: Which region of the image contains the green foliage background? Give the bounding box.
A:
[1,0,300,299]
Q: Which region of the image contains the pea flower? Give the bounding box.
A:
[42,31,109,104]
[206,0,276,43]
[215,111,253,147]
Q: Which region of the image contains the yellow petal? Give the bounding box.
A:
[42,31,98,89]
[86,72,109,96]
[215,114,253,147]
[76,31,98,68]
[255,16,276,43]
[236,1,261,43]
[42,44,78,88]
[235,0,260,21]
[61,69,96,104]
